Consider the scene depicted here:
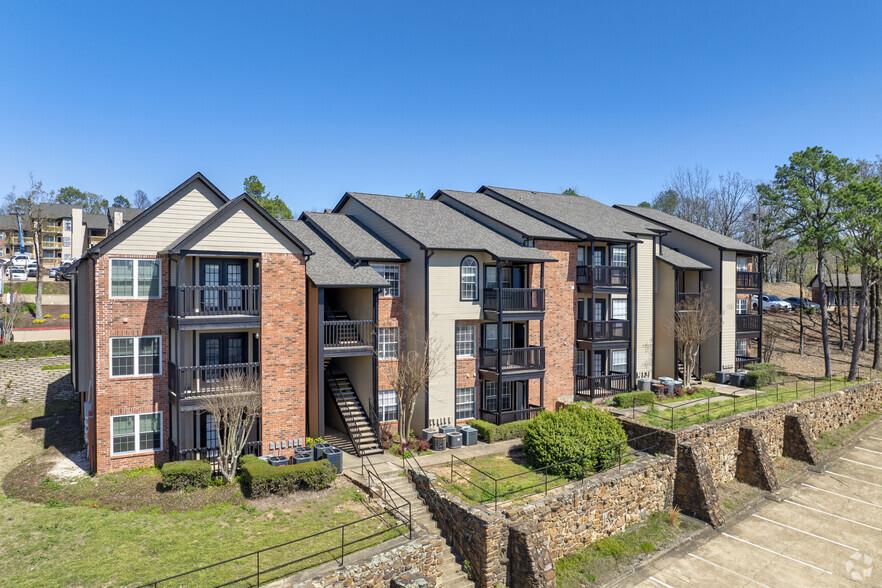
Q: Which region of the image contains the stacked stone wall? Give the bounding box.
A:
[0,355,74,404]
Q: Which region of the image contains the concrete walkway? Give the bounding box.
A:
[11,328,70,342]
[620,382,766,417]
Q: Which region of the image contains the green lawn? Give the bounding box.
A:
[655,387,717,404]
[4,280,68,296]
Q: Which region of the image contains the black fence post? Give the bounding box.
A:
[341,525,345,565]
[257,551,260,587]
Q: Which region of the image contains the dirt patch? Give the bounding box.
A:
[717,479,760,512]
[772,455,805,485]
[763,281,802,300]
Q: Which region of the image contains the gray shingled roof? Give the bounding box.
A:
[302,212,407,262]
[657,245,712,271]
[480,186,665,242]
[281,220,390,288]
[811,273,863,288]
[434,190,578,240]
[83,214,109,230]
[615,204,766,254]
[340,193,555,262]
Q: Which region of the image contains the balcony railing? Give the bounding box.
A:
[575,373,631,401]
[324,319,373,350]
[736,271,761,290]
[576,320,630,342]
[576,265,630,288]
[478,406,544,425]
[677,292,700,305]
[171,284,261,317]
[483,288,545,313]
[736,314,761,332]
[169,440,262,471]
[735,356,759,370]
[173,362,261,401]
[479,346,545,372]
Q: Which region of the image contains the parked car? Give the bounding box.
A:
[784,296,820,312]
[55,261,72,280]
[10,253,31,267]
[8,267,27,281]
[48,267,58,278]
[753,294,791,312]
[26,262,38,277]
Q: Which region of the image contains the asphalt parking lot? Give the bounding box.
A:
[626,418,882,587]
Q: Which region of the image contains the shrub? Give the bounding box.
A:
[60,314,70,319]
[0,340,70,359]
[611,391,655,408]
[305,437,325,448]
[240,456,336,497]
[161,460,212,490]
[743,363,778,387]
[43,314,52,319]
[522,405,627,478]
[703,373,716,383]
[32,319,46,324]
[466,419,531,442]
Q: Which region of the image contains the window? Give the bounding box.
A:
[611,350,628,374]
[112,412,162,455]
[205,413,219,448]
[111,336,161,377]
[455,325,476,358]
[460,257,478,300]
[593,352,604,376]
[371,264,400,297]
[63,237,71,248]
[736,339,748,357]
[110,258,160,298]
[456,387,475,420]
[484,323,512,349]
[576,350,586,376]
[736,298,749,315]
[612,299,628,320]
[64,219,72,231]
[611,246,628,267]
[736,257,750,271]
[483,381,497,412]
[378,390,398,422]
[378,327,399,360]
[593,249,605,266]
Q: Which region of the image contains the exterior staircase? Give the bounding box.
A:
[325,369,383,456]
[359,465,475,587]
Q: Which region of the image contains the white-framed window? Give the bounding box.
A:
[736,338,748,357]
[205,413,219,448]
[110,258,160,298]
[736,257,750,271]
[111,336,161,377]
[484,323,512,349]
[483,381,497,412]
[460,256,478,300]
[64,219,72,231]
[455,325,476,358]
[63,236,71,248]
[611,246,628,267]
[593,249,605,267]
[612,299,628,320]
[576,350,586,376]
[736,297,750,315]
[611,350,628,374]
[377,390,398,422]
[377,327,399,360]
[456,387,476,420]
[111,412,162,455]
[371,264,400,297]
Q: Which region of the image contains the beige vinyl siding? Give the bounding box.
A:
[189,207,300,254]
[719,251,737,371]
[110,186,224,254]
[333,287,373,321]
[335,355,374,424]
[427,250,490,424]
[634,238,654,379]
[655,260,675,378]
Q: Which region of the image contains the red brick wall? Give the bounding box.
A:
[377,264,404,394]
[93,254,170,474]
[260,253,308,452]
[534,241,578,409]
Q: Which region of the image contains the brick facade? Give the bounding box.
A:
[455,319,480,422]
[377,263,404,399]
[260,252,308,452]
[92,254,170,474]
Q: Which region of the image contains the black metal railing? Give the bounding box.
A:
[736,271,761,290]
[176,362,261,401]
[171,284,261,317]
[735,314,761,332]
[677,292,700,304]
[576,320,630,342]
[478,406,544,425]
[479,346,545,372]
[575,373,631,401]
[576,265,630,288]
[735,356,760,370]
[323,319,373,350]
[169,440,262,472]
[483,288,545,313]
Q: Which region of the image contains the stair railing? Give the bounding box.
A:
[327,371,370,457]
[361,452,413,539]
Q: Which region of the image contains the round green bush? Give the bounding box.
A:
[522,405,627,478]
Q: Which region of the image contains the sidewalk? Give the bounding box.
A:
[12,328,70,342]
[620,381,765,417]
[341,437,523,473]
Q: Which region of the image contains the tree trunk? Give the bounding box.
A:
[834,264,844,351]
[818,249,833,378]
[798,274,805,356]
[33,224,43,318]
[874,281,882,370]
[845,271,853,343]
[849,266,869,381]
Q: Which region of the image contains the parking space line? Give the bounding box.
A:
[868,436,882,441]
[751,514,858,550]
[687,553,770,587]
[648,576,675,588]
[802,483,882,509]
[783,499,881,531]
[721,533,832,574]
[856,446,882,456]
[841,457,882,471]
[827,470,882,488]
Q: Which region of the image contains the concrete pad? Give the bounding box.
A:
[758,499,882,553]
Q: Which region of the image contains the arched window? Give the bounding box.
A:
[460,256,478,301]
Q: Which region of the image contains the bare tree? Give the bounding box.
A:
[762,324,779,363]
[665,165,715,227]
[712,171,753,239]
[1,286,25,344]
[200,371,262,484]
[132,189,150,209]
[14,177,55,317]
[666,286,722,387]
[377,316,445,441]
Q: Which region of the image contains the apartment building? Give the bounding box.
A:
[615,205,765,373]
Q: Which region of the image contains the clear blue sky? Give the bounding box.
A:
[1,1,880,212]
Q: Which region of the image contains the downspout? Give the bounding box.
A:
[496,259,502,423]
[718,248,724,371]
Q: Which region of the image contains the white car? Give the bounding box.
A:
[753,294,791,312]
[10,254,31,267]
[8,267,27,281]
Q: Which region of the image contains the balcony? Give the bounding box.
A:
[677,292,700,305]
[482,288,545,320]
[323,319,374,357]
[575,373,631,401]
[576,265,630,290]
[479,346,545,379]
[170,285,261,321]
[736,271,761,290]
[736,314,761,333]
[478,406,544,426]
[576,320,629,347]
[171,361,260,404]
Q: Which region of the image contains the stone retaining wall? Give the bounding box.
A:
[0,355,74,405]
